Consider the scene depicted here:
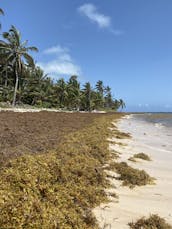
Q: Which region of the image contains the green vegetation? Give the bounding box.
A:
[0,9,125,111]
[108,162,154,188]
[129,153,151,162]
[129,214,172,229]
[0,114,121,228]
[0,25,38,106]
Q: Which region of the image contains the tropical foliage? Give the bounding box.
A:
[0,8,125,111]
[0,25,38,106]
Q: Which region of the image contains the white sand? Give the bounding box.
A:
[0,108,106,113]
[0,108,67,112]
[94,114,172,228]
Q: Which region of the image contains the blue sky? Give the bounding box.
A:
[1,0,172,111]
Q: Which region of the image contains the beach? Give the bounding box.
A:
[94,114,172,228]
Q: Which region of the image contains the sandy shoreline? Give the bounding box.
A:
[0,107,106,113]
[94,114,172,228]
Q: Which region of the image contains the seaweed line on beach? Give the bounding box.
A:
[0,113,123,228]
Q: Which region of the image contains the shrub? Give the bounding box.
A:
[133,153,151,161]
[129,214,172,229]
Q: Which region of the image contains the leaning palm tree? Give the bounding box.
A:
[0,8,4,29]
[0,25,38,106]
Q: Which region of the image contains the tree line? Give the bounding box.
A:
[0,8,125,111]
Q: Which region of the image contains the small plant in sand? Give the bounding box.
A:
[133,153,151,161]
[128,214,172,229]
[109,162,155,188]
[128,153,151,162]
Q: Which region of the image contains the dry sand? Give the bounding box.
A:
[0,107,106,113]
[94,114,172,228]
[0,108,66,112]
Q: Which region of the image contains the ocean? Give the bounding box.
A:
[130,113,172,152]
[134,113,172,129]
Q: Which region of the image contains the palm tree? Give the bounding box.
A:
[104,86,113,108]
[113,99,120,111]
[0,62,13,87]
[95,80,104,97]
[55,78,68,108]
[21,67,50,106]
[95,80,104,108]
[119,99,126,111]
[0,25,38,106]
[82,82,92,111]
[0,8,4,29]
[67,75,81,110]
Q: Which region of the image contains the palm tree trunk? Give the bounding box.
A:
[88,90,91,112]
[5,68,8,87]
[12,70,19,107]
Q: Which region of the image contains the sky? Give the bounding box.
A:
[1,0,172,112]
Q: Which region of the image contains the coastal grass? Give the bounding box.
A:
[0,113,122,229]
[108,162,155,188]
[130,153,151,162]
[129,214,172,229]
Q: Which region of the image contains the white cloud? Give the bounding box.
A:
[138,103,149,107]
[38,60,81,76]
[78,3,111,29]
[78,3,124,35]
[43,45,68,55]
[37,45,81,77]
[111,29,124,36]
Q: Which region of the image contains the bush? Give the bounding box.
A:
[133,153,151,161]
[129,214,172,229]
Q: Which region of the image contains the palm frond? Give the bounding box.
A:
[22,53,35,67]
[21,40,28,48]
[2,32,10,39]
[0,40,9,47]
[9,25,21,47]
[0,8,4,15]
[26,46,38,52]
[0,8,4,30]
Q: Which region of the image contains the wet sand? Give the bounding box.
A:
[94,114,172,228]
